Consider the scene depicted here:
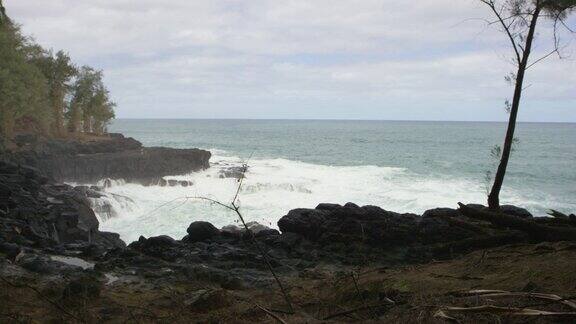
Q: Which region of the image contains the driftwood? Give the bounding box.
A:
[435,305,576,320]
[255,304,288,324]
[453,290,576,310]
[548,209,570,220]
[547,209,576,226]
[457,203,576,242]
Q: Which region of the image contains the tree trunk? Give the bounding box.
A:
[488,7,541,209]
[83,113,91,133]
[0,0,6,26]
[93,120,103,135]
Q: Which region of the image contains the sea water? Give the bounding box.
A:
[97,119,575,243]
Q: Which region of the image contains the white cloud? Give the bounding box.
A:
[6,0,576,120]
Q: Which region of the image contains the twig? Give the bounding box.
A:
[350,271,378,320]
[479,0,522,64]
[526,48,560,70]
[255,304,289,324]
[188,159,295,313]
[230,202,295,313]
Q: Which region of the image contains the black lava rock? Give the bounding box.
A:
[186,221,220,242]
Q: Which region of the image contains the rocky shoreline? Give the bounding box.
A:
[1,138,576,323]
[4,134,211,185]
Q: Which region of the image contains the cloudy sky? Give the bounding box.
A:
[7,0,576,121]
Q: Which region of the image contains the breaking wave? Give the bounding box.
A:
[91,150,568,243]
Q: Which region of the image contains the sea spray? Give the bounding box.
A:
[88,192,138,222]
[92,150,558,243]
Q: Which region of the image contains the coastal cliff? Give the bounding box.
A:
[3,134,211,185]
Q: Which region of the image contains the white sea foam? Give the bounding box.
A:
[92,150,557,243]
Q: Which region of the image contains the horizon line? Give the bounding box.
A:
[112,117,576,124]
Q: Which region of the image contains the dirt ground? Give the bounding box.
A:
[1,241,576,323]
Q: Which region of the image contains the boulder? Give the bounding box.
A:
[144,235,179,247]
[277,208,329,239]
[186,221,220,242]
[422,208,461,218]
[93,231,125,249]
[316,203,341,211]
[221,222,279,238]
[417,216,484,244]
[464,204,533,219]
[279,204,448,246]
[501,205,533,219]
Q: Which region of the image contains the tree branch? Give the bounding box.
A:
[526,48,560,70]
[480,0,522,64]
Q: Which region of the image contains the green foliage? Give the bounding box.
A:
[0,3,115,142]
[541,0,576,16]
[0,20,49,140]
[91,88,116,134]
[69,67,115,133]
[28,49,78,136]
[69,66,100,132]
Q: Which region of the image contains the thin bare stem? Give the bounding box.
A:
[526,48,560,69]
[479,0,522,64]
[231,202,295,313]
[186,157,295,313]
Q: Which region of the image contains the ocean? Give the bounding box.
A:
[97,119,576,243]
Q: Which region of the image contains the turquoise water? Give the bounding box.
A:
[100,119,575,242]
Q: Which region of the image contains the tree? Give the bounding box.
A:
[68,66,101,133]
[0,0,6,26]
[90,87,116,135]
[0,11,48,144]
[0,1,115,143]
[30,50,77,136]
[478,0,576,209]
[68,67,115,135]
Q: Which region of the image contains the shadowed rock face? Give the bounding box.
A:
[0,161,125,252]
[277,203,531,248]
[5,134,211,184]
